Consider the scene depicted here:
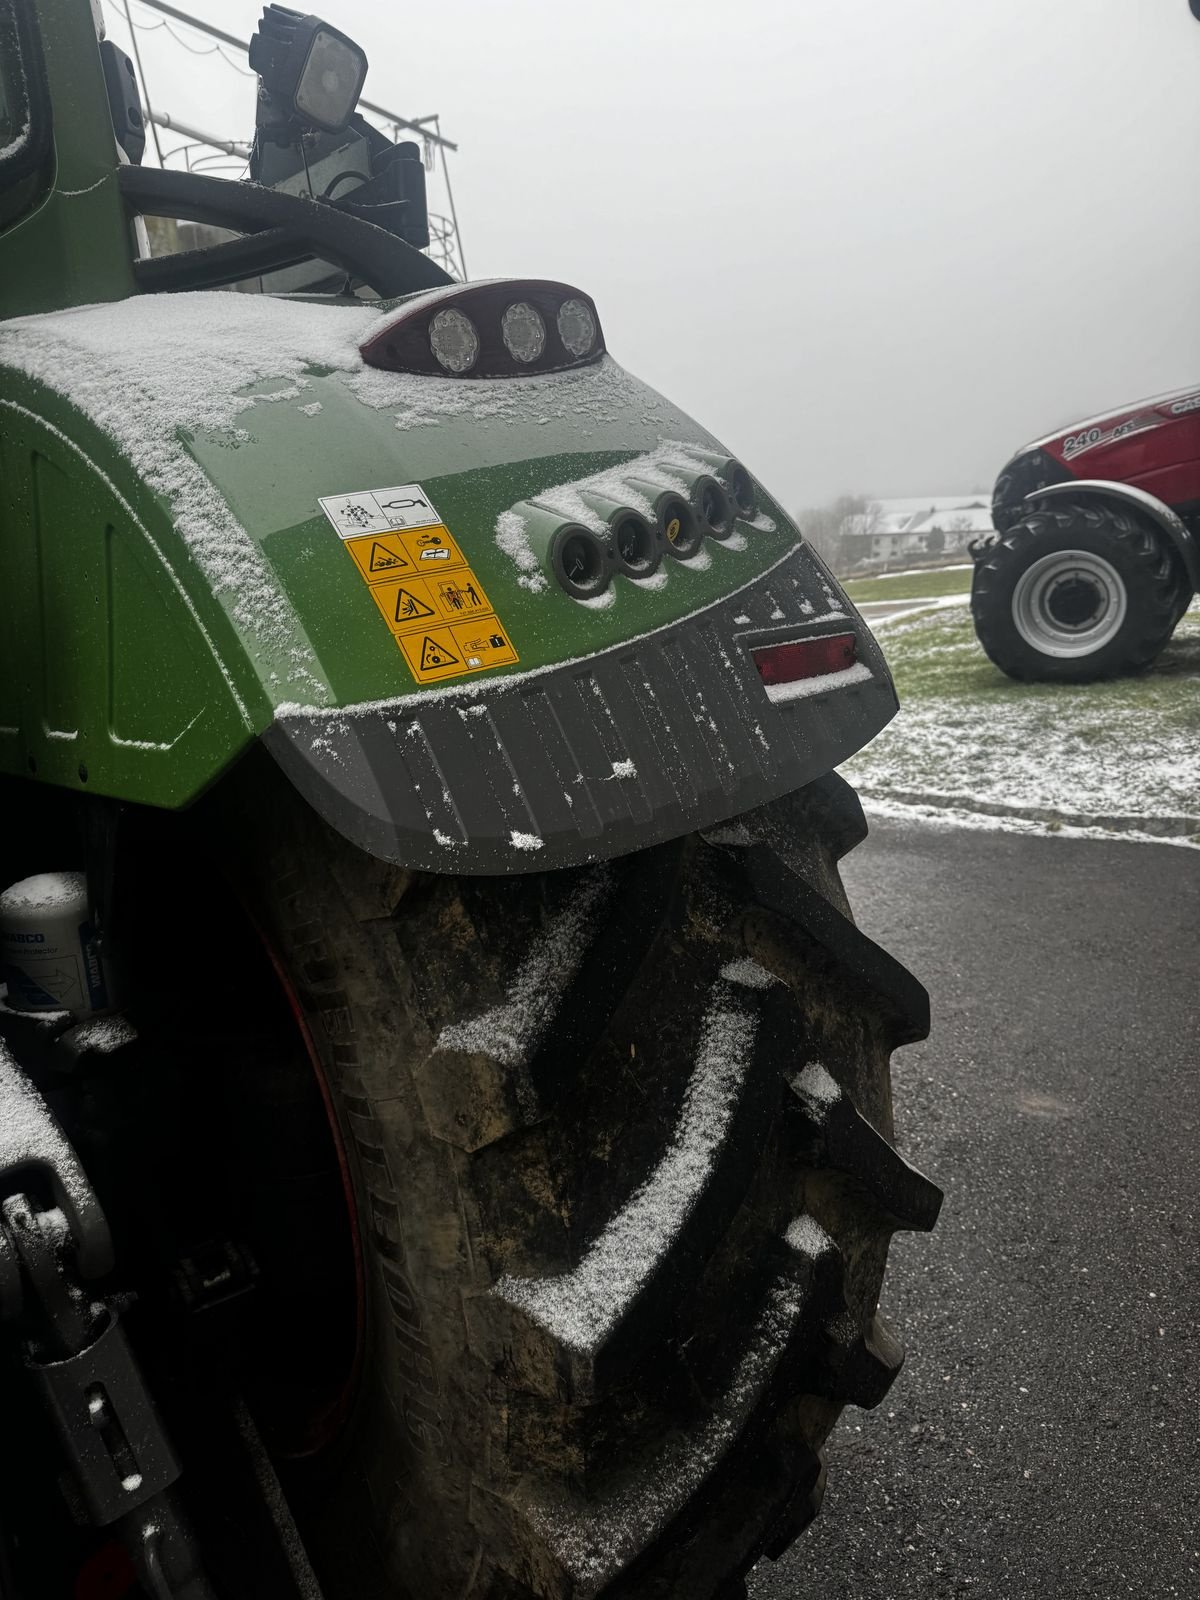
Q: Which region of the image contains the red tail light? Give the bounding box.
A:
[360,280,605,379]
[752,632,858,686]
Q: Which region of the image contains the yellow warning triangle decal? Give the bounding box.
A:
[420,636,460,670]
[393,588,436,622]
[370,541,409,572]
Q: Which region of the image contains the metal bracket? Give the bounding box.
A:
[0,1042,216,1598]
[32,1303,181,1523]
[0,1039,113,1312]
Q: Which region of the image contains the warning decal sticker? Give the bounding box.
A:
[396,621,518,684]
[368,541,407,574]
[323,483,518,684]
[389,586,437,625]
[369,570,496,633]
[343,525,468,582]
[346,536,414,579]
[421,636,459,672]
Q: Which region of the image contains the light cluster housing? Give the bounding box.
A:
[360,280,605,378]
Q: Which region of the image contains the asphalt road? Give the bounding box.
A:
[749,816,1200,1600]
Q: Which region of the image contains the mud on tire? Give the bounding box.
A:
[971,500,1187,682]
[213,756,941,1600]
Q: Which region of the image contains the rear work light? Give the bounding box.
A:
[752,632,858,687]
[360,280,606,378]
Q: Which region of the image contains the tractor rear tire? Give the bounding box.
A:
[971,500,1187,682]
[212,755,941,1600]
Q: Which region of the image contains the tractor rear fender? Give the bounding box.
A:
[1024,480,1200,592]
[0,294,898,875]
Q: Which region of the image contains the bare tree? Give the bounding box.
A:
[796,494,881,573]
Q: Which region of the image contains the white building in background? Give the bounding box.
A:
[844,495,994,566]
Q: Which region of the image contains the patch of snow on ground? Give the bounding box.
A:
[858,593,971,629]
[858,562,973,583]
[610,758,637,778]
[437,870,610,1067]
[848,604,1200,838]
[861,793,1200,849]
[509,830,545,851]
[495,978,757,1353]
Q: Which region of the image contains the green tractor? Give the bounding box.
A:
[0,3,941,1596]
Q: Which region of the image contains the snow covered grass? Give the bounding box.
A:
[845,604,1200,841]
[844,566,973,603]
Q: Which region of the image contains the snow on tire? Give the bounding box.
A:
[214,756,942,1600]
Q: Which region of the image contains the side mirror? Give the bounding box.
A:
[100,39,145,164]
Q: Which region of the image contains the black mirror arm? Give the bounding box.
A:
[132,226,324,293]
[119,165,453,297]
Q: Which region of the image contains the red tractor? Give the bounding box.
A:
[971,384,1200,680]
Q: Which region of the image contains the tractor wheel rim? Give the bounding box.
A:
[1011,549,1127,657]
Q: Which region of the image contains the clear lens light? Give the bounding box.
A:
[557,298,596,358]
[429,308,480,374]
[501,302,546,364]
[294,30,365,129]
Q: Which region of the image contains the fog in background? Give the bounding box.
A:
[107,0,1200,510]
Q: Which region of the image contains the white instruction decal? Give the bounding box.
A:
[319,483,441,538]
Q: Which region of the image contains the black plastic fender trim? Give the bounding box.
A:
[264,545,898,875]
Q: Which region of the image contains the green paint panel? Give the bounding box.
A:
[0,0,137,317]
[107,525,213,749]
[191,359,801,708]
[33,446,102,738]
[0,399,256,807]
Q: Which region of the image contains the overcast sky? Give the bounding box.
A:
[105,0,1200,511]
